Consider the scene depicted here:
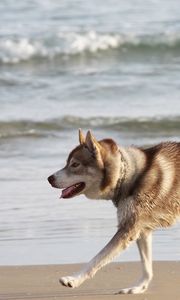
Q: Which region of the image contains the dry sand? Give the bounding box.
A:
[0,261,179,300]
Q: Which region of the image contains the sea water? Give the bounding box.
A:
[0,0,180,265]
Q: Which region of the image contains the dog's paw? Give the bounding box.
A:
[116,284,148,294]
[59,275,82,288]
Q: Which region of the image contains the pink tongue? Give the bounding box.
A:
[61,186,75,198]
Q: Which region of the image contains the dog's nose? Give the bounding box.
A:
[48,175,55,185]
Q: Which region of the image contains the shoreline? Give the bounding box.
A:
[0,261,179,300]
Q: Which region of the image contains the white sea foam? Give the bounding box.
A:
[0,38,48,63]
[68,31,121,52]
[0,32,122,64]
[0,31,180,64]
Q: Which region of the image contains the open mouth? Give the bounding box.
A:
[61,182,85,199]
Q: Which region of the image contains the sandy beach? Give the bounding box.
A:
[0,261,179,300]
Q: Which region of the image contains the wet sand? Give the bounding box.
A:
[0,261,179,300]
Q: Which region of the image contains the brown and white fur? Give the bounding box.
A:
[48,129,180,294]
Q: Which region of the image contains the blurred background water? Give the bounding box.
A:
[0,0,180,265]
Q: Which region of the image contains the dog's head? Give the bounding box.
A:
[48,130,121,200]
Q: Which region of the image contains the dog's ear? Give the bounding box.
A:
[85,130,104,166]
[79,128,85,145]
[85,130,98,153]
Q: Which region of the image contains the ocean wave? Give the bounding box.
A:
[0,116,179,139]
[0,31,180,64]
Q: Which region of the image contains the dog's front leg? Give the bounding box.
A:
[60,221,139,288]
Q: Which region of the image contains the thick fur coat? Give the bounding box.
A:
[48,130,180,294]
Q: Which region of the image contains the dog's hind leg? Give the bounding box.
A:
[118,230,153,294]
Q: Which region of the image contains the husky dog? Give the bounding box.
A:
[48,129,180,294]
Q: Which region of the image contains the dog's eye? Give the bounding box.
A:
[71,162,80,168]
